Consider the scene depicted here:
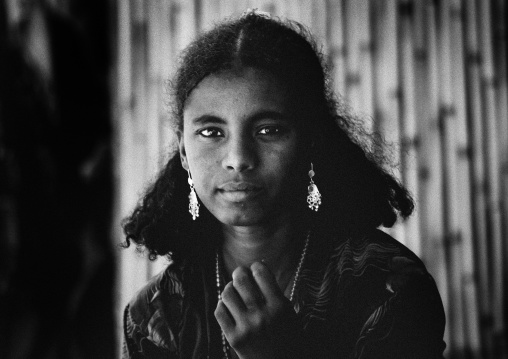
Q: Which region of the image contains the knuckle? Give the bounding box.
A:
[232,266,250,278]
[215,299,227,314]
[224,281,234,291]
[232,267,251,287]
[250,262,267,278]
[221,282,235,301]
[214,304,232,327]
[214,303,223,318]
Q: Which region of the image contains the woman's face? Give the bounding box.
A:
[179,68,303,227]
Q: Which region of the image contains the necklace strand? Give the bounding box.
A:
[216,247,232,359]
[215,230,311,359]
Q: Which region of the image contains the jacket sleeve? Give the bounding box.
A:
[122,304,178,359]
[355,258,446,359]
[122,305,140,359]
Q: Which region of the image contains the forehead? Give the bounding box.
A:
[183,68,293,120]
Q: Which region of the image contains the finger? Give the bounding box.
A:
[250,261,284,304]
[232,266,264,309]
[214,299,235,333]
[221,281,247,320]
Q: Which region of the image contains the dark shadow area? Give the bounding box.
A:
[0,1,115,358]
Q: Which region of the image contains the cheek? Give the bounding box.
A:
[186,151,218,194]
[184,134,212,175]
[264,144,302,189]
[270,140,299,170]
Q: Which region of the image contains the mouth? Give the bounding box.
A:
[217,182,263,201]
[219,182,261,191]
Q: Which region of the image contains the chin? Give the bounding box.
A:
[217,212,265,227]
[203,196,294,227]
[212,206,273,227]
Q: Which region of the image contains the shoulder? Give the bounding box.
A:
[336,229,446,357]
[302,227,432,317]
[329,228,425,277]
[331,228,442,308]
[299,228,445,356]
[128,261,185,323]
[123,262,186,357]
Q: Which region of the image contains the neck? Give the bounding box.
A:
[221,214,304,290]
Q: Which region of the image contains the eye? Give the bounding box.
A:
[198,127,224,138]
[257,126,285,136]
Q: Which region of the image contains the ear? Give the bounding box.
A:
[177,130,189,171]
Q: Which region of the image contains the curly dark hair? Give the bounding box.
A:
[122,13,414,262]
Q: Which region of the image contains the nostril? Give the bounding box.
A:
[226,162,250,172]
[223,143,256,172]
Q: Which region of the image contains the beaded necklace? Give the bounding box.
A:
[215,231,311,359]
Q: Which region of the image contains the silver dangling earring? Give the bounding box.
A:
[307,163,321,211]
[188,171,200,220]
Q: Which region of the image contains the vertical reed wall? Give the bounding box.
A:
[113,1,508,357]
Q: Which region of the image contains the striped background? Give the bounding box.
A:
[114,1,508,357]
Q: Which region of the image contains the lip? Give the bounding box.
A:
[218,182,262,191]
[217,182,263,202]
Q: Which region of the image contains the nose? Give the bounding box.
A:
[222,135,256,172]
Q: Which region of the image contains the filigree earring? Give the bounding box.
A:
[307,163,321,211]
[188,171,199,220]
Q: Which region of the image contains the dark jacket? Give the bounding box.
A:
[123,229,446,358]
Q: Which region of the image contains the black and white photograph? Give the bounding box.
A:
[1,1,507,358]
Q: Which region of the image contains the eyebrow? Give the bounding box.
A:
[191,111,291,126]
[251,110,291,122]
[191,115,226,126]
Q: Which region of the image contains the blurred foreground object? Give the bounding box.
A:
[0,0,114,357]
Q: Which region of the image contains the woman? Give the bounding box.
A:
[122,10,446,359]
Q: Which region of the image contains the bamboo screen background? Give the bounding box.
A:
[114,0,508,357]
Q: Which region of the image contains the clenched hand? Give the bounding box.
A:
[214,261,296,359]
